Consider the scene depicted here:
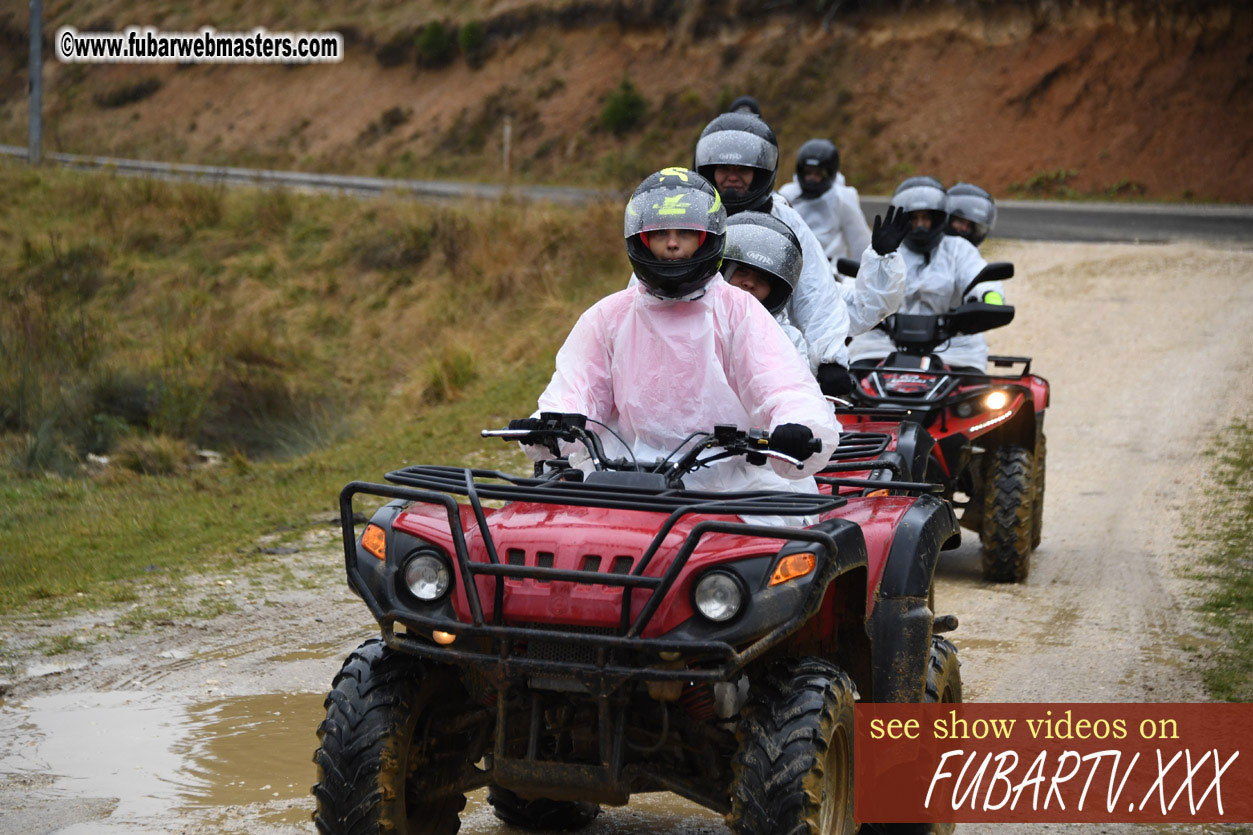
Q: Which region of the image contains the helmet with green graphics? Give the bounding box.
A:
[624,167,727,299]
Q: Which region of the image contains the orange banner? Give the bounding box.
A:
[854,703,1253,823]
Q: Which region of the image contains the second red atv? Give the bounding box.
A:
[836,259,1050,582]
[313,414,962,834]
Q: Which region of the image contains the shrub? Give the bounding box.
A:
[374,31,413,68]
[93,78,161,108]
[459,20,488,68]
[425,346,478,403]
[113,435,196,476]
[600,78,648,136]
[416,21,455,68]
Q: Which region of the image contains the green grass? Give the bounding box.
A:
[1185,420,1253,701]
[0,162,625,614]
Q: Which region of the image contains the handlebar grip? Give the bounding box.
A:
[807,437,823,455]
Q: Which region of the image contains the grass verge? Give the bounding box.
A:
[1185,419,1253,702]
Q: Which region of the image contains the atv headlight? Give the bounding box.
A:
[984,390,1009,411]
[403,551,451,602]
[693,571,745,623]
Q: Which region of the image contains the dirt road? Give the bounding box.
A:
[1,239,1250,834]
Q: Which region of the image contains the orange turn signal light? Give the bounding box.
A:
[769,552,816,586]
[866,489,890,498]
[361,523,387,561]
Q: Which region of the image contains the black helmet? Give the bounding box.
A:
[722,212,802,314]
[795,138,840,197]
[890,176,948,254]
[694,112,779,215]
[945,182,997,246]
[624,167,727,300]
[727,95,761,116]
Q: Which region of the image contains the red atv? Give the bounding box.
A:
[313,415,963,834]
[837,259,1050,582]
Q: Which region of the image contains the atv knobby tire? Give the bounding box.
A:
[313,638,474,835]
[1031,430,1047,550]
[979,444,1035,583]
[487,786,600,831]
[729,657,855,835]
[924,636,962,705]
[858,639,964,835]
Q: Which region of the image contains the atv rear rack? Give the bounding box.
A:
[340,467,853,684]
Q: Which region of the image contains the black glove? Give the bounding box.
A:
[770,423,817,461]
[870,205,909,256]
[816,363,857,396]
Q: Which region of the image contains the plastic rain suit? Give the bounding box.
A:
[848,234,1002,371]
[779,173,873,264]
[532,276,842,525]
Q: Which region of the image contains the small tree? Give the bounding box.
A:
[459,20,488,68]
[600,78,647,136]
[416,21,454,68]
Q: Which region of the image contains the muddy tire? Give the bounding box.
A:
[312,638,472,835]
[487,786,600,831]
[729,657,855,835]
[924,636,962,705]
[979,444,1035,583]
[1031,430,1047,550]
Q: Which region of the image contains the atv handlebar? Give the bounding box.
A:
[485,417,822,486]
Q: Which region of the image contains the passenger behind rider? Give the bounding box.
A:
[723,209,910,375]
[945,182,998,248]
[513,168,840,521]
[847,176,1006,374]
[778,138,872,265]
[693,112,904,396]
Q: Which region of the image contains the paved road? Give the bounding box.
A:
[4,144,1250,244]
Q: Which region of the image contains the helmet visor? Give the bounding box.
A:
[694,130,779,173]
[946,193,996,226]
[624,185,726,238]
[892,182,947,214]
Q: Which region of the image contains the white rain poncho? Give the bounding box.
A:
[848,234,1002,371]
[770,195,904,365]
[779,173,872,264]
[532,275,841,525]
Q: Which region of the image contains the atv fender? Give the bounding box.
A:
[892,420,936,482]
[865,493,959,702]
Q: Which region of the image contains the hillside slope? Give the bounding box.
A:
[1,1,1249,201]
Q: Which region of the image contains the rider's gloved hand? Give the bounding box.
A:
[870,205,909,256]
[770,423,817,461]
[816,363,857,396]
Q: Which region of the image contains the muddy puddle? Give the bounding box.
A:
[0,689,323,831]
[0,683,729,833]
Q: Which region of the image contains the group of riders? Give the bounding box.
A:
[511,95,1003,518]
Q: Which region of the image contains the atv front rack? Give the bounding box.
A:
[340,467,849,684]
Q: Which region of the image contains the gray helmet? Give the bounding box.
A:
[721,212,801,314]
[624,167,727,299]
[727,95,761,116]
[694,112,779,215]
[891,176,947,254]
[945,182,997,246]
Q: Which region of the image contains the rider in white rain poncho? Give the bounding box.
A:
[721,210,909,375]
[849,176,1005,372]
[778,138,872,265]
[692,113,904,395]
[516,169,840,523]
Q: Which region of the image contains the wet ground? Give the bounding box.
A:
[1,239,1251,833]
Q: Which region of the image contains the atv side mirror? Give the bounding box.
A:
[961,262,1014,298]
[836,257,860,278]
[947,302,1016,335]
